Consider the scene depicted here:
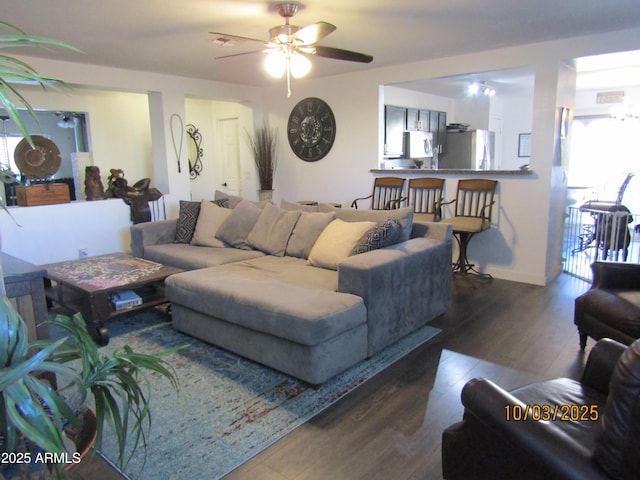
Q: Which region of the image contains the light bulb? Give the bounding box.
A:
[483,86,496,96]
[289,53,311,78]
[264,52,286,78]
[468,83,480,95]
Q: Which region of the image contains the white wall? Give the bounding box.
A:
[0,199,131,264]
[383,87,452,113]
[453,95,491,129]
[500,94,535,169]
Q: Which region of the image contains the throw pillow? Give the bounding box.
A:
[174,200,201,243]
[280,199,320,213]
[307,218,376,270]
[318,204,414,242]
[215,199,263,250]
[351,219,403,255]
[247,203,301,256]
[286,211,336,259]
[215,189,244,208]
[212,197,229,208]
[191,201,233,247]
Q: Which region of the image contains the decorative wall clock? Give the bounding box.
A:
[287,97,336,162]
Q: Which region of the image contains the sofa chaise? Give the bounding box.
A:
[130,197,453,384]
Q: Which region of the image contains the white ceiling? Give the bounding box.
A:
[4,0,640,92]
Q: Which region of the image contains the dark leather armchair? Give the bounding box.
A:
[575,261,640,349]
[442,338,640,480]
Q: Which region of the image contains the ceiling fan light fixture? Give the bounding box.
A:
[211,1,372,98]
[289,52,311,78]
[264,51,287,78]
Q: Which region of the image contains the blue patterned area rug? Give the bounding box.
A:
[95,308,441,479]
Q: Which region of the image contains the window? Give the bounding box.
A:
[569,116,640,212]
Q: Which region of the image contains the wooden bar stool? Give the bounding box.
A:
[442,179,498,277]
[404,177,445,222]
[350,177,405,210]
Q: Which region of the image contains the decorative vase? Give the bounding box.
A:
[258,189,274,202]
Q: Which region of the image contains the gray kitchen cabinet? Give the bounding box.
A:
[385,105,407,156]
[385,105,446,156]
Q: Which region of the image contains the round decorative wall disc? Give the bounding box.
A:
[14,135,62,179]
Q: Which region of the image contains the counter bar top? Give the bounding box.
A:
[371,169,534,176]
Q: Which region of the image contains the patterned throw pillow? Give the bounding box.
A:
[212,198,229,208]
[174,201,201,243]
[175,199,229,243]
[351,219,403,255]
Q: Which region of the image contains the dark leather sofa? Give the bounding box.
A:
[575,261,640,349]
[441,338,640,480]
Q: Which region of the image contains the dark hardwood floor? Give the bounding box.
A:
[72,273,593,480]
[225,273,592,480]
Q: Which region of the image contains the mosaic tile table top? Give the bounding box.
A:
[43,252,178,292]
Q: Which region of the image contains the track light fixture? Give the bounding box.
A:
[469,82,496,97]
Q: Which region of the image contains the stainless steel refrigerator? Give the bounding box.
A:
[440,130,495,170]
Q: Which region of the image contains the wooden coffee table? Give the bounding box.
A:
[43,253,182,345]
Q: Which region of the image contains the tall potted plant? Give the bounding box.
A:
[0,296,183,478]
[247,125,278,201]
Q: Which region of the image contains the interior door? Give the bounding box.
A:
[217,117,241,196]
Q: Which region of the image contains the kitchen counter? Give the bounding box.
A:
[371,168,534,176]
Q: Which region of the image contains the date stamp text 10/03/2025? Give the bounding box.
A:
[505,404,599,422]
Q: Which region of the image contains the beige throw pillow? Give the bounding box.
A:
[308,218,376,270]
[191,201,232,247]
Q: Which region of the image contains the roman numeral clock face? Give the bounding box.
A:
[287,97,336,162]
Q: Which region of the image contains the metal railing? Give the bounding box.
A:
[563,206,639,281]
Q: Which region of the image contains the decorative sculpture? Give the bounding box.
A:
[106,169,163,224]
[84,166,106,201]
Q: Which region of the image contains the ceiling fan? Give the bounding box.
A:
[210,2,373,97]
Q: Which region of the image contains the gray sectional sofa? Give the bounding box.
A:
[130,198,453,384]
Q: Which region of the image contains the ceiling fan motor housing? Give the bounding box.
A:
[277,2,300,19]
[269,24,300,43]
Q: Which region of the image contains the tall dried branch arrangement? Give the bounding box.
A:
[247,125,278,191]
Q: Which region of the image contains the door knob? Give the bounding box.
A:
[221,182,227,187]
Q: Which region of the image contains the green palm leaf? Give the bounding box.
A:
[0,20,82,143]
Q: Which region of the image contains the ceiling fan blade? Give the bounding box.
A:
[214,50,261,60]
[312,46,373,63]
[209,31,266,47]
[293,21,336,45]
